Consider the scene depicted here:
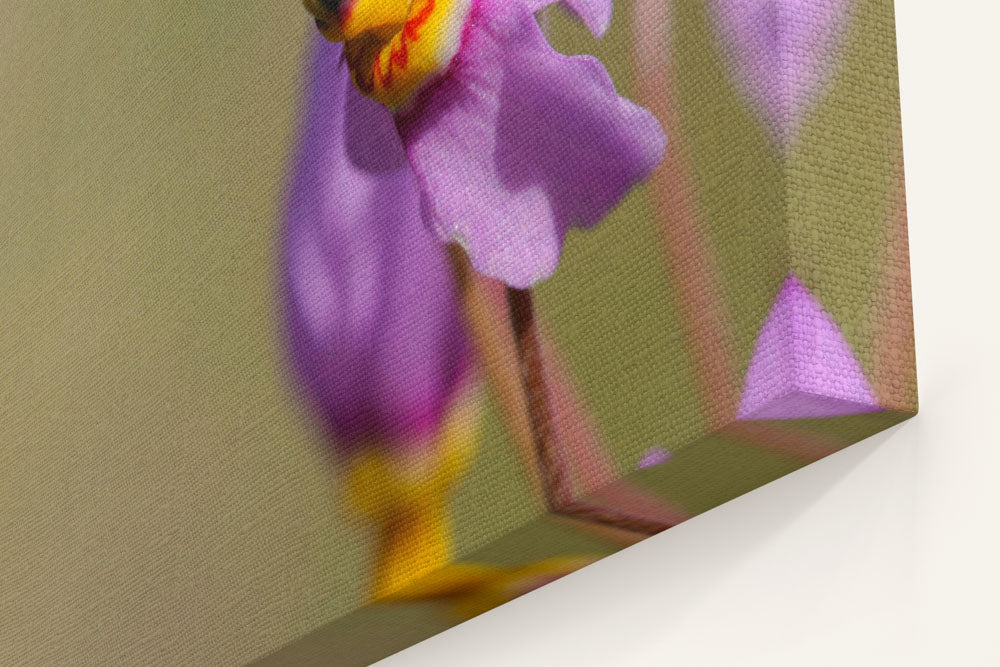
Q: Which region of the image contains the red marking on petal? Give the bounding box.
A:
[373,0,437,90]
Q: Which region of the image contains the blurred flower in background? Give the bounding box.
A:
[709,0,850,148]
[281,37,480,597]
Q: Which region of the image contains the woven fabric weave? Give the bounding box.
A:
[1,1,915,664]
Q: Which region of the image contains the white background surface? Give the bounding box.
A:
[381,2,1000,665]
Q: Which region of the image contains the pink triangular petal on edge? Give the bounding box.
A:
[636,447,673,470]
[709,0,850,150]
[737,274,881,420]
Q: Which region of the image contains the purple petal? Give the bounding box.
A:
[523,0,614,37]
[637,448,673,470]
[397,1,665,288]
[282,36,474,453]
[710,0,849,148]
[737,274,881,420]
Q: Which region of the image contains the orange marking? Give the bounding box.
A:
[373,0,436,90]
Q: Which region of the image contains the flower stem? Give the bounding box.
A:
[449,248,674,537]
[505,286,673,537]
[505,287,573,510]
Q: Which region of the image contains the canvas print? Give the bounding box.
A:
[1,0,915,665]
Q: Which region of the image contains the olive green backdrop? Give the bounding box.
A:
[1,2,913,665]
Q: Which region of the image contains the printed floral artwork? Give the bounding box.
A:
[265,0,916,663]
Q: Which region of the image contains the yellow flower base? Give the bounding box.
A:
[306,0,474,109]
[343,392,480,598]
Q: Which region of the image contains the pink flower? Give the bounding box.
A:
[710,0,850,149]
[281,39,483,594]
[303,0,666,287]
[281,37,475,457]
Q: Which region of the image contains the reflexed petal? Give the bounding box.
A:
[397,1,666,287]
[282,36,473,451]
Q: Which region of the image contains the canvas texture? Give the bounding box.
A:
[1,1,915,665]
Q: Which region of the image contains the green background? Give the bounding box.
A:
[1,2,910,664]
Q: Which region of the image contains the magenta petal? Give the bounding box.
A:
[282,37,474,453]
[737,274,881,420]
[524,0,614,37]
[710,0,849,148]
[397,1,665,288]
[637,447,673,470]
